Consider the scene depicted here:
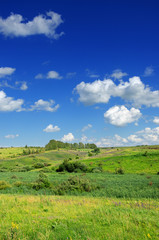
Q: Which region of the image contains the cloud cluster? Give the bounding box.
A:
[111,69,128,79]
[35,70,62,79]
[0,90,24,112]
[0,11,64,38]
[75,76,159,107]
[0,67,15,78]
[43,124,60,132]
[61,133,74,142]
[30,99,59,112]
[5,134,19,139]
[0,90,60,112]
[153,117,159,124]
[96,127,159,147]
[104,105,142,127]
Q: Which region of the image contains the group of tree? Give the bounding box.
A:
[45,139,97,151]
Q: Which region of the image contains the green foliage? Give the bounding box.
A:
[32,173,51,190]
[56,160,89,173]
[115,167,124,174]
[0,180,11,190]
[45,139,97,151]
[56,176,99,194]
[14,181,23,187]
[33,162,45,169]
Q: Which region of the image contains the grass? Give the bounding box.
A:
[0,195,158,240]
[0,146,159,239]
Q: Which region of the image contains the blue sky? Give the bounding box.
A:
[0,0,159,147]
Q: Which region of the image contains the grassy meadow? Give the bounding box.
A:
[0,145,159,239]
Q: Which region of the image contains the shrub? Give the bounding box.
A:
[115,167,124,174]
[0,181,11,190]
[143,151,148,156]
[92,167,103,173]
[56,160,88,173]
[56,176,99,195]
[33,162,45,169]
[88,152,93,157]
[14,181,23,187]
[32,173,50,190]
[11,175,18,179]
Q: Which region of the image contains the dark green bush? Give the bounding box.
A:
[56,160,88,173]
[0,181,11,190]
[56,176,99,195]
[115,167,124,174]
[32,173,51,190]
[33,162,45,169]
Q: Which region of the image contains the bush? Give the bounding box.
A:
[56,160,89,173]
[32,173,51,190]
[0,181,11,190]
[92,167,103,173]
[14,181,23,187]
[56,176,99,195]
[33,162,45,169]
[115,167,124,174]
[88,152,93,157]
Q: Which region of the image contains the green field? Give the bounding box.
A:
[0,146,159,239]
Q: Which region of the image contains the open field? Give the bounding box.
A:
[0,146,159,239]
[0,195,158,240]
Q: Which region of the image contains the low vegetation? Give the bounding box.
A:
[0,144,158,239]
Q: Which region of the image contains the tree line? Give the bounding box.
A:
[45,139,97,151]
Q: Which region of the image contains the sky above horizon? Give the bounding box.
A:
[0,0,159,147]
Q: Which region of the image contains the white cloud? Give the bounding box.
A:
[5,134,19,139]
[104,105,142,127]
[43,124,60,132]
[30,99,59,112]
[61,133,74,142]
[0,67,15,78]
[47,71,62,79]
[111,69,128,79]
[75,76,159,107]
[86,69,100,78]
[20,82,28,90]
[0,11,64,38]
[114,134,128,143]
[153,117,159,124]
[15,81,28,90]
[143,66,154,77]
[127,135,142,143]
[35,71,62,79]
[0,90,24,112]
[82,124,92,132]
[35,73,44,79]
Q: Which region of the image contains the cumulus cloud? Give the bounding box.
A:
[15,81,28,90]
[82,124,92,132]
[104,105,142,127]
[47,71,62,79]
[30,99,59,112]
[61,133,74,142]
[96,126,159,147]
[35,71,62,79]
[0,11,64,38]
[43,124,60,132]
[143,66,154,77]
[75,76,159,107]
[0,67,15,78]
[111,69,128,79]
[0,90,24,112]
[153,117,159,124]
[5,134,19,139]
